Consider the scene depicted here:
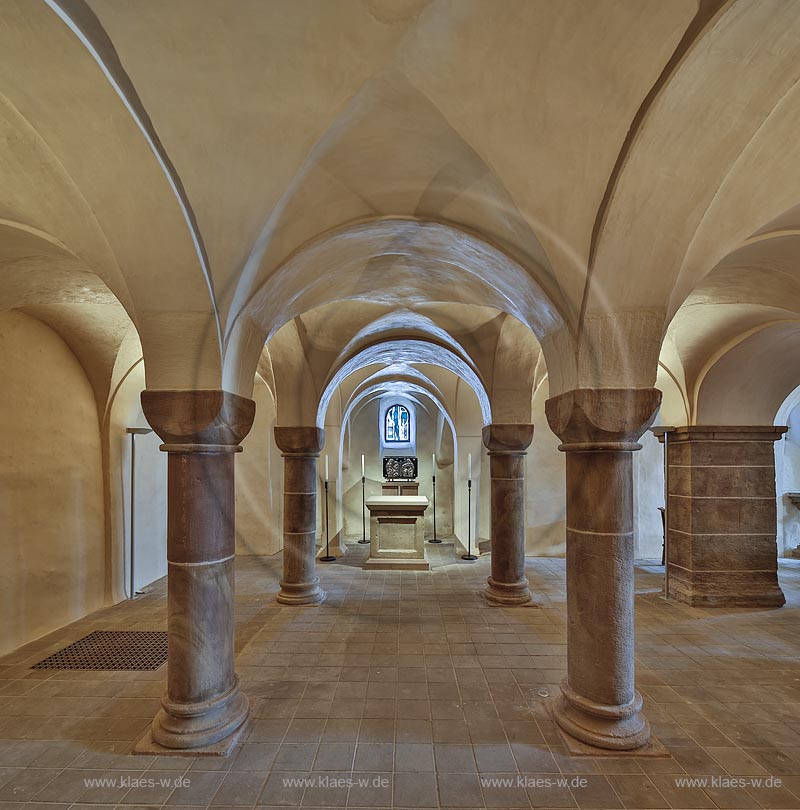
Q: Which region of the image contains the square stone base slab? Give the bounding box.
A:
[132,720,249,757]
[546,700,670,758]
[480,592,540,608]
[362,558,430,571]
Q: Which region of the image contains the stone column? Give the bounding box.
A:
[546,388,660,752]
[482,424,534,605]
[658,426,786,607]
[274,427,326,605]
[138,390,255,755]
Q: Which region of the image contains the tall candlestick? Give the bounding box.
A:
[325,455,329,481]
[361,454,365,476]
[468,452,472,480]
[430,451,441,543]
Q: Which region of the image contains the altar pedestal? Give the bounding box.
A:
[365,495,430,571]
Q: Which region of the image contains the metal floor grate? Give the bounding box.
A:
[32,630,168,671]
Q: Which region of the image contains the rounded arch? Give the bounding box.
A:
[661,228,800,425]
[334,372,465,551]
[341,379,458,458]
[695,322,800,425]
[224,217,576,398]
[316,338,492,429]
[1,2,222,390]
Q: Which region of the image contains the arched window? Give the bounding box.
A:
[384,403,410,443]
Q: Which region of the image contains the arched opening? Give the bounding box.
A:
[383,401,412,446]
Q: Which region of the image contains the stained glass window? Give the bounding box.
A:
[385,404,410,443]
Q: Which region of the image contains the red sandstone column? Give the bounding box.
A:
[138,390,255,754]
[546,388,660,751]
[274,427,326,605]
[482,424,534,605]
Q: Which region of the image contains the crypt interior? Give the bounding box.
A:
[2,1,800,808]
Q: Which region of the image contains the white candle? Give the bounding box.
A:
[361,454,365,476]
[325,455,329,481]
[468,452,472,480]
[432,453,436,471]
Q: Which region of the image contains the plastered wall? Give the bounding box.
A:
[776,404,800,556]
[0,311,105,656]
[634,427,667,560]
[525,380,567,555]
[338,399,456,541]
[236,378,283,556]
[108,362,167,602]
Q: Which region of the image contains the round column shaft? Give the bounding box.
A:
[274,427,326,605]
[546,388,661,751]
[482,424,534,605]
[140,390,255,753]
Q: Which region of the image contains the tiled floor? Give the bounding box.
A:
[1,543,800,810]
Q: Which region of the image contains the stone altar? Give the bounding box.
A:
[364,495,430,570]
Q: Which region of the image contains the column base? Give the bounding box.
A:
[551,679,651,752]
[134,677,249,755]
[483,576,533,606]
[668,568,786,608]
[276,578,326,605]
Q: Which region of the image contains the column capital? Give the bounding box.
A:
[650,426,676,443]
[141,390,255,452]
[665,425,787,443]
[482,423,534,454]
[546,388,661,452]
[274,426,325,456]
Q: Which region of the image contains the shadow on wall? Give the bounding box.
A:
[525,378,566,556]
[109,361,167,603]
[0,311,105,657]
[235,377,283,557]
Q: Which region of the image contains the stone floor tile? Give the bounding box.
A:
[648,774,716,808]
[209,771,268,806]
[166,772,227,806]
[0,768,60,802]
[392,771,438,807]
[353,742,393,772]
[257,770,308,807]
[0,556,798,810]
[436,773,484,808]
[434,744,477,773]
[313,742,355,771]
[606,774,668,809]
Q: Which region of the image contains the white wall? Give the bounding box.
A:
[634,427,666,560]
[108,361,167,601]
[776,404,800,556]
[236,378,283,555]
[525,379,566,554]
[0,311,105,656]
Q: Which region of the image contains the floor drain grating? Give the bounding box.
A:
[32,630,168,671]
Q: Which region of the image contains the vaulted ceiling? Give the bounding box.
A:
[2,0,800,420]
